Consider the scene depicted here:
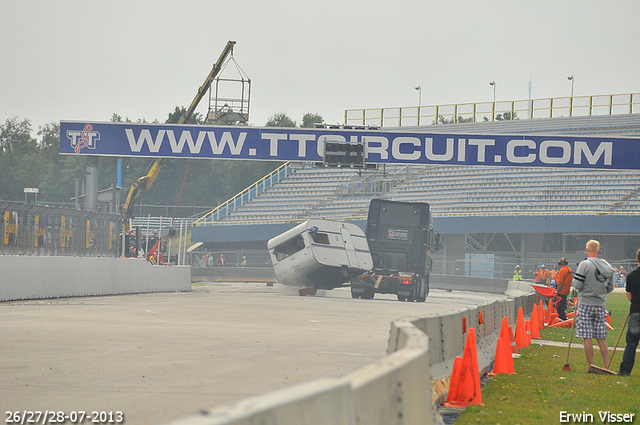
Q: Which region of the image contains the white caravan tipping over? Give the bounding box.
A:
[267,219,373,290]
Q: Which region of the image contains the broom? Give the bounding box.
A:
[562,299,578,371]
[586,311,630,375]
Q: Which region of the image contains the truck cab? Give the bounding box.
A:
[351,199,440,301]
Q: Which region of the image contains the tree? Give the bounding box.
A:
[496,111,518,121]
[301,113,323,128]
[166,106,203,124]
[0,117,35,154]
[0,118,41,200]
[436,115,474,125]
[265,112,296,127]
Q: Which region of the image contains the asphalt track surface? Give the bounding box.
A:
[2,282,510,424]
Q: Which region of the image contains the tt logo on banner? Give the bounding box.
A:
[67,124,100,153]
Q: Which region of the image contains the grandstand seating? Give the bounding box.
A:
[190,114,640,225]
[206,163,640,224]
[129,216,197,236]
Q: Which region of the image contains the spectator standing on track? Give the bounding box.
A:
[555,258,573,321]
[619,248,640,376]
[572,239,615,369]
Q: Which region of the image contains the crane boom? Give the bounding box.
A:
[121,41,237,230]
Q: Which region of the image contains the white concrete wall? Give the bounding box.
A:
[163,285,536,425]
[0,256,191,301]
[166,316,434,425]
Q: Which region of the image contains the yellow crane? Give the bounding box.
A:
[121,40,236,232]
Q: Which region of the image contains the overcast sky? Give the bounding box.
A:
[1,0,639,133]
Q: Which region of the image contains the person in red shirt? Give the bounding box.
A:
[555,258,573,321]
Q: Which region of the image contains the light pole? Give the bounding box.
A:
[415,86,422,126]
[567,75,574,116]
[567,75,574,97]
[489,81,496,120]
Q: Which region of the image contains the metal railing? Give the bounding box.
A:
[345,93,639,128]
[193,162,293,226]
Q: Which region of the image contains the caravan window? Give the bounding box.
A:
[312,232,330,245]
[273,234,305,261]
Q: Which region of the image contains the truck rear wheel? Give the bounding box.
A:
[363,287,375,300]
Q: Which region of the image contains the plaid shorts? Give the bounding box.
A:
[575,304,608,340]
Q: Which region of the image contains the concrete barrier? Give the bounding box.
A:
[165,378,355,425]
[191,266,277,283]
[347,320,432,425]
[164,284,537,425]
[166,317,434,425]
[162,266,539,423]
[430,274,510,293]
[0,255,191,301]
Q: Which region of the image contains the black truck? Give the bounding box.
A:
[350,199,440,301]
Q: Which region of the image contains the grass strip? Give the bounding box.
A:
[454,292,639,424]
[540,292,630,347]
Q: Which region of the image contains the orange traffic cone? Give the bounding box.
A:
[489,337,515,375]
[445,356,463,405]
[498,317,510,343]
[550,316,562,325]
[550,318,574,327]
[545,298,555,324]
[538,300,545,330]
[530,306,541,339]
[497,317,514,357]
[526,320,532,344]
[509,326,518,354]
[443,328,483,407]
[515,307,529,349]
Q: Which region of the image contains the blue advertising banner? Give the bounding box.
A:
[60,121,640,170]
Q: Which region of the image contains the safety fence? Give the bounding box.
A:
[0,201,122,257]
[345,92,640,128]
